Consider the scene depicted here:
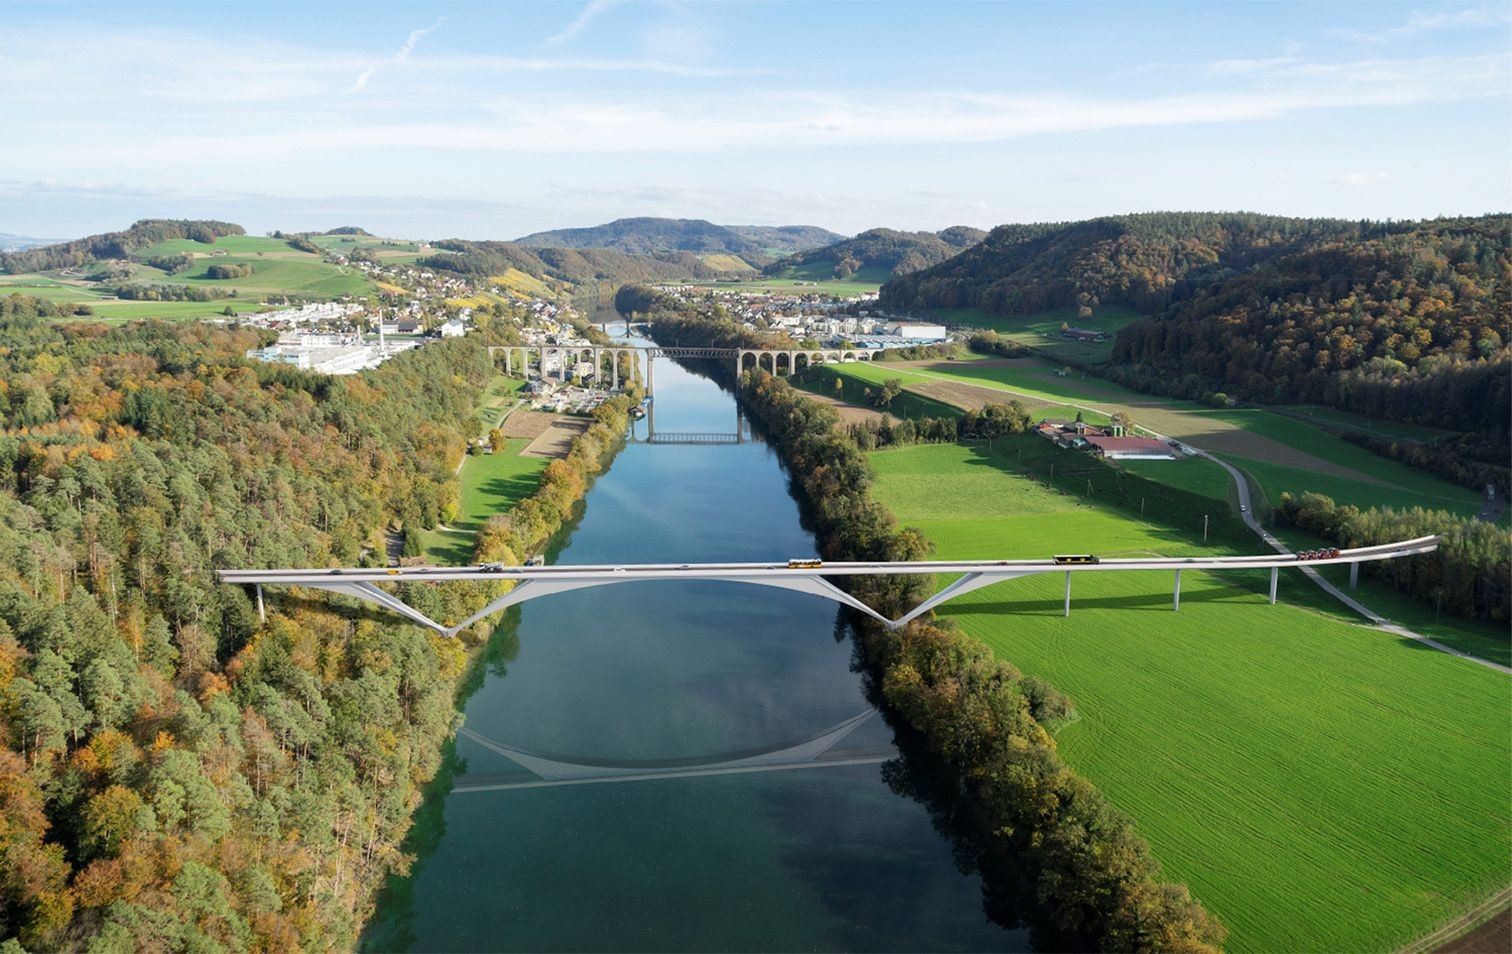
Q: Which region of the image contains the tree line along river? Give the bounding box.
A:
[361,325,1032,952]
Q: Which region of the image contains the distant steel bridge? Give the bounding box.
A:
[220,537,1439,638]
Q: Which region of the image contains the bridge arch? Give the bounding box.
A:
[291,568,1031,639]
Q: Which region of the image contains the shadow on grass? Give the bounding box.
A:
[948,583,1265,619]
[456,472,546,531]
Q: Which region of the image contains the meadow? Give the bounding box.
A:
[792,365,963,421]
[924,304,1145,362]
[421,437,548,564]
[475,375,526,430]
[691,261,887,296]
[137,234,297,255]
[868,440,1512,953]
[814,355,1486,519]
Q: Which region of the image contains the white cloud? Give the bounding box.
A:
[345,18,446,94]
[1331,171,1394,187]
[546,0,620,46]
[1333,3,1512,43]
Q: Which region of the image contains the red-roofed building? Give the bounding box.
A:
[1084,436,1179,460]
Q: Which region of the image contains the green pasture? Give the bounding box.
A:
[869,440,1512,953]
[1119,455,1235,502]
[927,305,1145,362]
[792,365,962,420]
[138,234,296,256]
[822,355,1483,518]
[801,359,1114,424]
[0,278,109,302]
[455,441,547,532]
[694,262,885,296]
[308,234,423,253]
[420,438,548,564]
[171,257,374,298]
[81,300,269,322]
[1279,405,1459,443]
[882,353,1148,405]
[475,375,526,429]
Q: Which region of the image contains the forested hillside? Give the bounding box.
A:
[0,221,246,275]
[418,239,740,297]
[877,212,1402,315]
[766,227,985,279]
[514,217,841,261]
[722,224,846,254]
[0,295,512,949]
[1107,217,1510,436]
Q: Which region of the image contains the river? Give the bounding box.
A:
[362,327,1029,952]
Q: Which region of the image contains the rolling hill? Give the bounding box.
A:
[763,226,986,282]
[0,219,246,274]
[514,217,843,266]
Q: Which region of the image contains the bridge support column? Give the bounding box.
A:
[1064,571,1071,617]
[1269,566,1278,605]
[1349,562,1359,590]
[1173,569,1182,611]
[646,355,654,396]
[255,584,265,624]
[504,349,511,375]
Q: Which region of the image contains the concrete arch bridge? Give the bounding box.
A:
[487,344,874,395]
[220,536,1438,639]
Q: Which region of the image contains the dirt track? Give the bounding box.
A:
[521,418,589,459]
[804,390,896,425]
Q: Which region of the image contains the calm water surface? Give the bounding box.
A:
[363,329,1027,952]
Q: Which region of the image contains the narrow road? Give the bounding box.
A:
[1201,452,1510,675]
[1475,486,1504,524]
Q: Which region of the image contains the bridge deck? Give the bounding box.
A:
[220,536,1439,585]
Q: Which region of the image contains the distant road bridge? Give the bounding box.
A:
[220,537,1438,639]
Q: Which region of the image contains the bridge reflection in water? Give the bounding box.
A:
[451,709,889,793]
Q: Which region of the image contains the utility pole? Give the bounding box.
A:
[1203,514,1209,542]
[1140,496,1145,516]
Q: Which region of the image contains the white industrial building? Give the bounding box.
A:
[885,322,949,341]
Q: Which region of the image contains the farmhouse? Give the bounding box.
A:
[1060,327,1107,342]
[1084,435,1179,460]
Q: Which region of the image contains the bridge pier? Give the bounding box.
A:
[1349,562,1359,590]
[1173,569,1182,611]
[1064,571,1071,617]
[1269,566,1278,605]
[256,584,265,623]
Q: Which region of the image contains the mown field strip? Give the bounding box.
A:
[868,441,1511,953]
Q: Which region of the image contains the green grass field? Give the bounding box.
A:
[868,440,1512,953]
[421,438,548,564]
[690,262,885,296]
[138,235,297,256]
[792,366,963,420]
[926,305,1146,362]
[821,355,1485,519]
[475,375,526,429]
[169,257,374,298]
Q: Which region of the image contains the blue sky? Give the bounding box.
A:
[0,0,1507,239]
